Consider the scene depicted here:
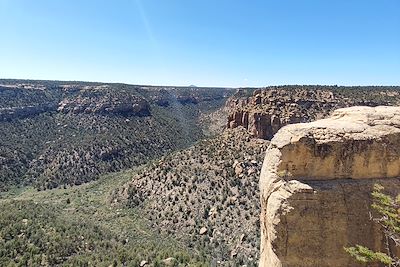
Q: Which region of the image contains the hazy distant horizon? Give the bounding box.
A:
[2,77,400,89]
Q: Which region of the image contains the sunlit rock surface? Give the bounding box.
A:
[259,106,400,267]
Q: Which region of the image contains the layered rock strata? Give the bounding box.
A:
[57,92,151,116]
[228,88,399,139]
[0,104,57,121]
[259,106,400,267]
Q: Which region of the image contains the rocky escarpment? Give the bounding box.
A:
[0,85,58,120]
[0,84,152,120]
[0,104,57,121]
[58,90,151,116]
[0,83,232,121]
[259,106,400,267]
[227,87,400,139]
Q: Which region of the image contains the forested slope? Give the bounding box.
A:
[0,79,232,191]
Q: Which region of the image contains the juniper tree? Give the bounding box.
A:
[345,184,399,266]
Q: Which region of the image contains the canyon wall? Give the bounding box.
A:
[259,106,400,267]
[227,88,400,140]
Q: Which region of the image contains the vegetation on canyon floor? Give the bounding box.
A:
[0,170,210,267]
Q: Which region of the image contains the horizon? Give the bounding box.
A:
[0,0,399,87]
[1,77,400,89]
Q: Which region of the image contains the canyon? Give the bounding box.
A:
[1,80,399,266]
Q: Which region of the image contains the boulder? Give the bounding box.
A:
[161,257,177,266]
[259,106,400,267]
[199,227,208,235]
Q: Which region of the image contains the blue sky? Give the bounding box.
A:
[0,0,399,87]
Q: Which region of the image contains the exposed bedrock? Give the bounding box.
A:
[259,106,400,267]
[227,88,399,140]
[0,104,57,121]
[57,92,151,116]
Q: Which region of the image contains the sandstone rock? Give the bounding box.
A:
[199,227,208,235]
[57,91,150,116]
[239,233,246,244]
[235,164,244,175]
[259,106,400,267]
[0,104,57,121]
[161,257,177,266]
[226,88,398,140]
[208,207,217,216]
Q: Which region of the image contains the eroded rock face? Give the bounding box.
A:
[0,85,58,120]
[259,106,400,267]
[227,88,400,140]
[58,91,150,116]
[0,104,57,121]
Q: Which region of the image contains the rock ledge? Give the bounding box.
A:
[259,106,400,267]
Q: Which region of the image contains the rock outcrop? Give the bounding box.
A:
[0,85,58,120]
[259,106,400,267]
[0,104,57,121]
[58,91,151,116]
[228,88,400,140]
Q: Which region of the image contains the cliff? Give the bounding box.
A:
[259,106,400,267]
[0,104,57,121]
[57,90,151,116]
[227,87,400,140]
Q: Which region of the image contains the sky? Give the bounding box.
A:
[0,0,399,87]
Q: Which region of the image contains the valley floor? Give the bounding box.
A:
[0,168,209,266]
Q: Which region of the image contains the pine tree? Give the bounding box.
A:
[345,184,399,266]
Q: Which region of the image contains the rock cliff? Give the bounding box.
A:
[57,90,151,116]
[259,106,400,267]
[228,87,400,139]
[0,104,57,121]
